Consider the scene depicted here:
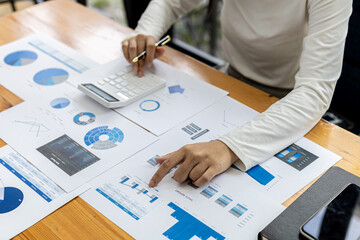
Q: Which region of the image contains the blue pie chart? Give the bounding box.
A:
[4,50,38,66]
[50,97,71,109]
[0,187,24,214]
[34,68,69,86]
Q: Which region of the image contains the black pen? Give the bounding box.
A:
[132,35,171,63]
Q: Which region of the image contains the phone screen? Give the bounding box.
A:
[301,184,360,240]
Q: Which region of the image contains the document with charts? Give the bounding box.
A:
[75,58,228,136]
[82,96,341,239]
[0,145,88,240]
[82,140,285,240]
[151,97,342,203]
[0,33,98,94]
[0,83,158,192]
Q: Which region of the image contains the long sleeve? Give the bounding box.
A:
[219,0,352,171]
[133,0,203,40]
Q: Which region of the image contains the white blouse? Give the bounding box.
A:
[133,0,352,170]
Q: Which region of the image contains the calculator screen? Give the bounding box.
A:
[82,84,118,102]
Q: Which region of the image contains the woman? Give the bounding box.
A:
[122,0,352,188]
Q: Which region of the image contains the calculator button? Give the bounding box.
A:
[115,78,122,83]
[133,89,142,94]
[121,88,128,93]
[109,74,117,80]
[116,91,129,100]
[127,91,135,97]
[103,77,110,82]
[115,84,122,89]
[120,81,129,86]
[109,81,116,85]
[122,74,130,80]
[98,81,105,85]
[127,84,135,90]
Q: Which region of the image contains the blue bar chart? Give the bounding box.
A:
[229,203,248,218]
[275,144,318,171]
[215,194,233,207]
[163,202,225,240]
[200,186,218,199]
[246,165,275,186]
[96,175,160,220]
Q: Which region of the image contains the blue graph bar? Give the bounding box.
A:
[215,195,233,207]
[150,196,158,203]
[163,202,225,240]
[287,153,302,163]
[277,147,293,158]
[229,203,248,218]
[200,186,218,199]
[246,165,275,186]
[120,177,129,184]
[132,184,139,189]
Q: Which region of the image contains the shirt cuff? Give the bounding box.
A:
[218,136,252,171]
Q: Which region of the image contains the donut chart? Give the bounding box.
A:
[0,187,24,214]
[84,126,124,150]
[4,50,38,66]
[139,100,160,112]
[73,112,96,125]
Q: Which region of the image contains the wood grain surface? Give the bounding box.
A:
[0,1,359,239]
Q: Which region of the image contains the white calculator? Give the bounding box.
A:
[78,64,166,108]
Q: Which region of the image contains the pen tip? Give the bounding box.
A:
[132,59,138,63]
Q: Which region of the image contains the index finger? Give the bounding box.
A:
[149,150,185,187]
[145,36,156,68]
[121,40,130,62]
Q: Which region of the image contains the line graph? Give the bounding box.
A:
[13,117,50,137]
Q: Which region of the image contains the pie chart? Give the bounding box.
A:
[0,187,24,214]
[50,97,71,109]
[34,68,69,86]
[4,50,38,66]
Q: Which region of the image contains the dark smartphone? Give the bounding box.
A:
[300,183,360,240]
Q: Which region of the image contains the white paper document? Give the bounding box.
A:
[0,34,98,102]
[76,58,228,136]
[0,84,158,192]
[82,141,285,240]
[82,96,341,239]
[150,97,342,203]
[0,35,158,192]
[0,145,88,240]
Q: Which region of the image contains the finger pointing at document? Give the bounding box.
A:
[149,140,239,188]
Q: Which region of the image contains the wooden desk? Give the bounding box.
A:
[1,1,360,239]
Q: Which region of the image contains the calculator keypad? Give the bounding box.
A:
[98,68,165,100]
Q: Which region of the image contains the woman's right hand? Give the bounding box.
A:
[122,34,165,77]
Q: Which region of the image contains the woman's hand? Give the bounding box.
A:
[122,34,165,77]
[149,140,239,187]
